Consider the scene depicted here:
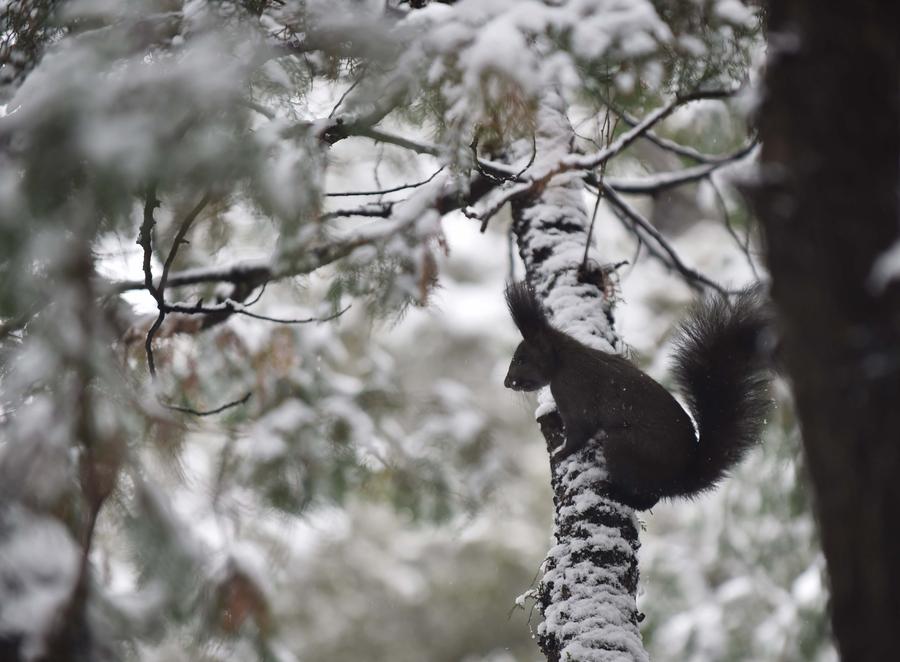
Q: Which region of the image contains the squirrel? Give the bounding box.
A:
[504,281,772,510]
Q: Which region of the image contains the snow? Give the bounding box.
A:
[714,0,757,28]
[0,506,80,661]
[791,562,823,607]
[539,451,646,662]
[0,0,823,659]
[868,236,900,292]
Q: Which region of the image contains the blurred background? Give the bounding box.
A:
[0,1,836,661]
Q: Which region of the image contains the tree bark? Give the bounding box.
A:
[511,93,647,662]
[755,2,900,659]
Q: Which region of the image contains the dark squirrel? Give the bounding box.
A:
[504,282,771,510]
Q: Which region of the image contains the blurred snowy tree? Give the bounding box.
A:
[0,1,835,661]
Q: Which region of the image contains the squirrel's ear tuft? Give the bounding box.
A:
[505,281,549,339]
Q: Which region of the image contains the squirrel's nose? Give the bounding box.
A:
[504,375,514,388]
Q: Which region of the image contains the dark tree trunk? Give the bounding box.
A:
[755,2,900,659]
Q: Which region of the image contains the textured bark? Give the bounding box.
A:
[755,2,900,659]
[511,94,647,662]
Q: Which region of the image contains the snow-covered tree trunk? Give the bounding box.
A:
[511,93,647,662]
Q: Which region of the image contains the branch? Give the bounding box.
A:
[351,126,441,156]
[709,176,760,279]
[113,171,504,295]
[137,186,159,299]
[464,89,738,226]
[239,98,276,120]
[163,391,252,417]
[328,66,367,118]
[605,101,751,164]
[325,166,445,197]
[603,142,758,194]
[600,183,730,295]
[114,260,272,293]
[322,203,394,220]
[164,300,352,325]
[569,89,737,171]
[144,192,212,378]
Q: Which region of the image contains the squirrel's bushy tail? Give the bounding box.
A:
[669,288,772,497]
[505,281,551,339]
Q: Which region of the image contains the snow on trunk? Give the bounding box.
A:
[511,92,647,662]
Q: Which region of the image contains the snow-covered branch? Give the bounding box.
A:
[465,89,739,227]
[604,142,758,195]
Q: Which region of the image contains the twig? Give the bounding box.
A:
[513,132,538,180]
[137,186,159,298]
[709,177,760,279]
[114,260,272,293]
[325,166,445,197]
[467,181,533,232]
[476,133,540,234]
[322,203,394,220]
[581,109,617,268]
[165,300,352,325]
[143,192,212,377]
[354,126,441,156]
[569,89,737,172]
[329,66,367,118]
[240,98,276,120]
[602,142,758,194]
[243,282,268,307]
[601,183,729,295]
[113,170,500,295]
[627,233,643,278]
[352,126,521,183]
[508,226,517,281]
[466,89,738,227]
[581,186,604,268]
[163,391,252,417]
[602,94,753,164]
[236,304,350,324]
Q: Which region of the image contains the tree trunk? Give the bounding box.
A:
[511,93,648,662]
[755,2,900,659]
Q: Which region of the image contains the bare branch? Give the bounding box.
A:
[570,89,737,171]
[606,100,751,164]
[163,391,252,417]
[329,66,367,118]
[603,142,758,194]
[137,186,159,298]
[143,192,212,378]
[236,304,351,325]
[352,126,441,156]
[114,260,272,293]
[581,109,618,267]
[239,98,276,120]
[513,132,538,180]
[322,203,394,219]
[159,193,213,293]
[164,300,352,325]
[709,177,760,279]
[326,166,445,197]
[600,183,730,295]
